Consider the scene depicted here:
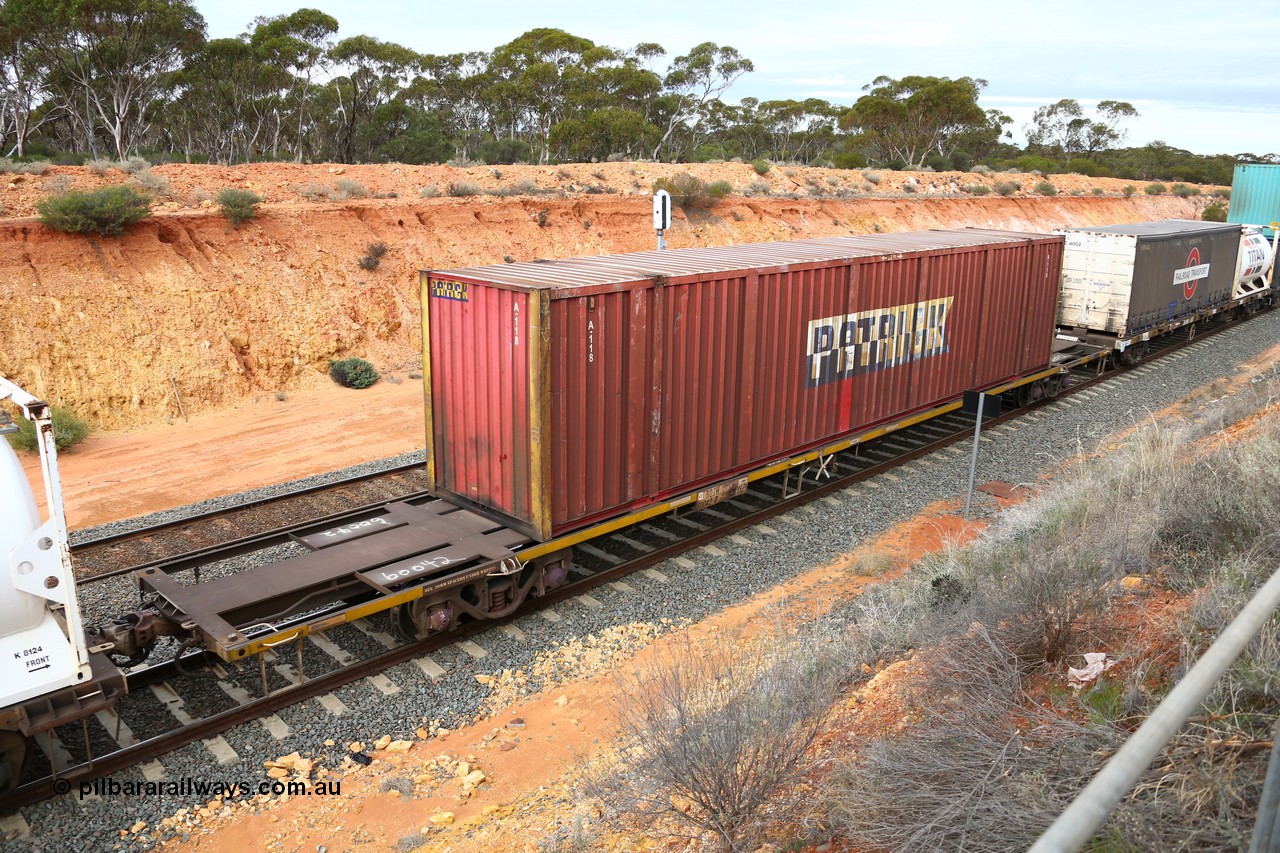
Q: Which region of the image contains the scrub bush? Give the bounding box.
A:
[1202,200,1228,222]
[131,169,172,196]
[37,185,151,236]
[593,625,849,851]
[217,188,263,226]
[329,357,379,389]
[330,178,369,200]
[358,242,387,270]
[477,137,532,165]
[0,158,51,174]
[5,406,90,452]
[651,173,729,209]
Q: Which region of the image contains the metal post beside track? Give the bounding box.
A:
[961,390,1000,520]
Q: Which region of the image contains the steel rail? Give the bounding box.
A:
[70,463,429,583]
[71,461,426,550]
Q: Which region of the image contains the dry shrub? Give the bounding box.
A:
[903,437,1183,668]
[42,174,72,194]
[825,391,1280,850]
[827,625,1116,850]
[330,178,369,200]
[535,816,596,852]
[297,182,330,201]
[130,168,172,196]
[591,623,849,851]
[651,173,730,209]
[1100,556,1280,851]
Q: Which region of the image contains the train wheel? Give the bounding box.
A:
[1016,383,1035,408]
[390,603,420,641]
[0,730,31,795]
[392,599,459,641]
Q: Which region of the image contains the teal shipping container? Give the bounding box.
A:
[1229,164,1280,237]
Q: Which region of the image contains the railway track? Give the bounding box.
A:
[70,463,431,582]
[1,306,1256,815]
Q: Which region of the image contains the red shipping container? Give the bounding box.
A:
[423,229,1062,541]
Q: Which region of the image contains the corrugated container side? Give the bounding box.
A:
[429,231,1061,540]
[423,274,533,526]
[1058,232,1138,333]
[1229,164,1280,237]
[550,287,656,526]
[1128,230,1236,330]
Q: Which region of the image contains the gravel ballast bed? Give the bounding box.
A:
[8,312,1279,852]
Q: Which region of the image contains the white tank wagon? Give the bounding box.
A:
[0,379,125,795]
[1234,227,1276,298]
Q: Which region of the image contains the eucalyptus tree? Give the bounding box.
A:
[168,38,292,163]
[409,51,490,159]
[483,28,604,163]
[757,98,838,163]
[550,106,658,162]
[248,8,338,160]
[840,75,989,168]
[323,35,424,163]
[0,3,64,157]
[652,42,752,161]
[1025,98,1139,160]
[715,98,769,161]
[5,0,206,159]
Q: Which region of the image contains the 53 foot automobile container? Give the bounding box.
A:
[1056,220,1242,338]
[423,229,1062,541]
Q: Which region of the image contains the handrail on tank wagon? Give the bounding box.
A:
[1029,564,1280,852]
[0,377,93,679]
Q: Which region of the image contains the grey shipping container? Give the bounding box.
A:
[1056,220,1241,337]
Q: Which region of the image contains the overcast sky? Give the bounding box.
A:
[195,0,1280,158]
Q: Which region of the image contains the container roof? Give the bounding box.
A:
[1060,219,1241,237]
[428,228,1053,291]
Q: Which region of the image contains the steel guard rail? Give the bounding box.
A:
[1030,564,1280,852]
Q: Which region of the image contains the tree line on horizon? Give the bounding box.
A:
[0,1,1271,185]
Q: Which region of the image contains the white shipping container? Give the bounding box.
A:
[1058,232,1137,334]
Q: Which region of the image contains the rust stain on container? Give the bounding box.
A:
[425,229,1063,540]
